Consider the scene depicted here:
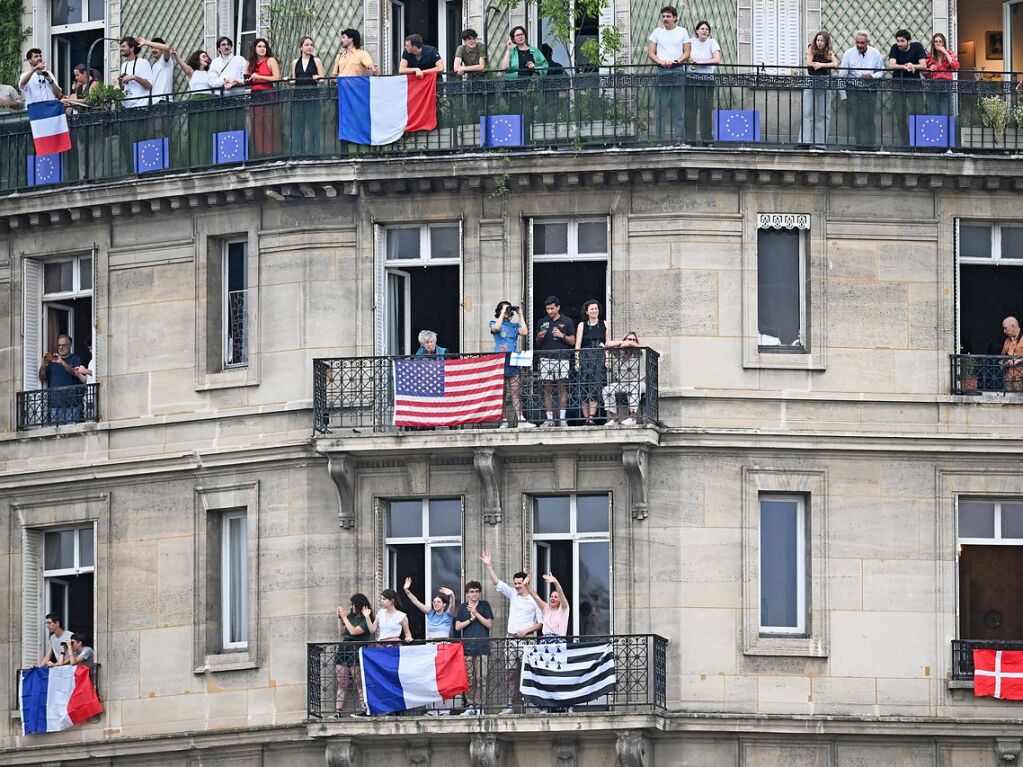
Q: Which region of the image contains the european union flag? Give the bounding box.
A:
[480,115,524,147]
[27,153,64,187]
[133,138,169,174]
[714,110,760,142]
[214,130,248,164]
[909,115,954,149]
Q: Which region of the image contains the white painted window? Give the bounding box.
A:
[236,0,257,56]
[958,500,1023,544]
[221,511,249,649]
[955,220,1023,358]
[223,240,248,368]
[757,228,807,350]
[24,254,94,391]
[49,0,105,92]
[758,495,806,635]
[42,524,96,660]
[751,0,802,68]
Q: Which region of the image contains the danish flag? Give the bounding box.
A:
[973,649,1023,700]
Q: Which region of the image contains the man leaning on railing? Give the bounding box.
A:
[39,334,83,425]
[1001,316,1023,392]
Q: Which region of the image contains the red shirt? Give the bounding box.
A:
[925,51,959,80]
[247,58,275,91]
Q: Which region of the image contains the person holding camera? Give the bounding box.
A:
[490,301,535,428]
[39,334,83,425]
[118,36,154,108]
[56,633,95,669]
[535,296,576,427]
[20,48,64,106]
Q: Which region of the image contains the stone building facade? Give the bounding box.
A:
[1,134,1022,766]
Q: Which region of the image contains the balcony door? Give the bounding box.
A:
[958,499,1023,639]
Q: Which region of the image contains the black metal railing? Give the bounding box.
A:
[4,66,1023,194]
[313,347,658,434]
[951,639,1023,680]
[16,384,100,429]
[307,634,667,718]
[950,354,1023,394]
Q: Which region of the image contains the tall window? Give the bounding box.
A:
[385,499,462,638]
[529,218,609,328]
[751,0,801,67]
[50,0,105,93]
[43,525,95,646]
[221,511,248,649]
[758,495,806,635]
[236,0,258,56]
[957,499,1023,640]
[379,223,461,355]
[224,241,248,368]
[757,228,806,350]
[957,222,1023,356]
[23,255,93,391]
[532,494,611,636]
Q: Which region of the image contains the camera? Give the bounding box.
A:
[507,305,520,314]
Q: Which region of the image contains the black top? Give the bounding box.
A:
[456,600,494,639]
[579,319,607,348]
[517,49,535,77]
[536,314,576,350]
[807,49,832,76]
[402,44,442,71]
[888,41,927,78]
[294,55,317,85]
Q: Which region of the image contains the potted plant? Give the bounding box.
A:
[85,83,124,110]
[959,354,980,393]
[963,94,1011,149]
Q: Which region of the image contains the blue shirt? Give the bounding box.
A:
[490,319,520,353]
[415,345,449,356]
[45,354,82,388]
[426,609,453,639]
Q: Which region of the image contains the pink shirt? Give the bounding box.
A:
[542,605,570,636]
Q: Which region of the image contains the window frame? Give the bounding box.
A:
[42,525,96,578]
[49,0,104,34]
[956,220,1023,264]
[222,239,249,369]
[757,494,807,636]
[383,498,464,612]
[235,0,258,54]
[383,223,462,267]
[220,510,249,650]
[756,227,808,353]
[529,218,610,263]
[41,255,92,301]
[956,498,1023,546]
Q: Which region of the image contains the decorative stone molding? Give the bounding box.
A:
[553,739,579,767]
[615,730,651,767]
[473,448,502,525]
[405,456,430,496]
[469,734,502,767]
[327,454,356,529]
[325,739,358,767]
[554,455,577,490]
[996,737,1022,762]
[407,741,431,766]
[756,213,810,230]
[622,447,649,521]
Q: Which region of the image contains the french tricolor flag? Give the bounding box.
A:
[27,99,72,156]
[21,665,104,734]
[360,642,470,714]
[338,73,438,145]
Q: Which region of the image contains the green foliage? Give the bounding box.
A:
[0,0,30,86]
[492,0,621,67]
[980,95,1008,134]
[266,0,319,58]
[1012,103,1023,129]
[86,83,125,109]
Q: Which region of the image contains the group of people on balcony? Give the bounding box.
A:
[413,297,645,428]
[335,551,570,715]
[36,613,96,670]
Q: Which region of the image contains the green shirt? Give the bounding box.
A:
[455,43,487,77]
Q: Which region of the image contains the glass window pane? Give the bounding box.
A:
[78,527,94,568]
[387,228,420,260]
[388,500,423,538]
[51,0,81,25]
[960,224,992,259]
[760,499,801,629]
[1001,503,1023,538]
[44,261,74,294]
[79,257,93,291]
[428,499,461,537]
[533,496,571,534]
[44,529,75,570]
[578,221,607,253]
[757,229,802,346]
[429,226,460,260]
[958,501,995,538]
[227,516,248,644]
[430,546,462,601]
[1000,227,1023,259]
[226,242,247,292]
[240,0,257,30]
[89,0,104,19]
[534,223,568,255]
[578,541,610,635]
[577,494,610,533]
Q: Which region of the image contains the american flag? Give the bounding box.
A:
[393,354,505,427]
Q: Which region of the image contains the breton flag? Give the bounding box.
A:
[519,641,617,709]
[338,73,438,145]
[973,649,1023,700]
[392,354,505,427]
[27,99,72,156]
[360,642,470,714]
[21,665,103,734]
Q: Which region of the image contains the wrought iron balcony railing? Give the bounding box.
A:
[951,639,1023,680]
[16,384,100,430]
[2,66,1022,195]
[950,354,1023,394]
[307,634,667,718]
[313,347,658,434]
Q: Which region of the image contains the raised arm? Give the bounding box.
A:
[137,36,171,56]
[362,605,378,633]
[403,577,430,613]
[543,573,569,611]
[439,586,457,616]
[480,549,500,586]
[171,48,194,77]
[522,571,548,612]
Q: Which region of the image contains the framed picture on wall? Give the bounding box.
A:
[987,31,1003,60]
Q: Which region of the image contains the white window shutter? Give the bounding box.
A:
[23,258,42,391]
[373,223,385,355]
[22,529,42,667]
[778,0,802,68]
[752,0,802,68]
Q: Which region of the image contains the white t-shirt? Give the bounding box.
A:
[209,55,249,96]
[648,25,690,63]
[689,37,721,73]
[377,608,407,640]
[120,57,154,107]
[47,628,72,663]
[151,55,174,102]
[496,580,543,635]
[22,72,59,105]
[189,70,214,93]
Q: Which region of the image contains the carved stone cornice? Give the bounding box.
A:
[615,730,651,767]
[469,734,502,767]
[622,446,649,521]
[473,448,502,525]
[327,453,356,530]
